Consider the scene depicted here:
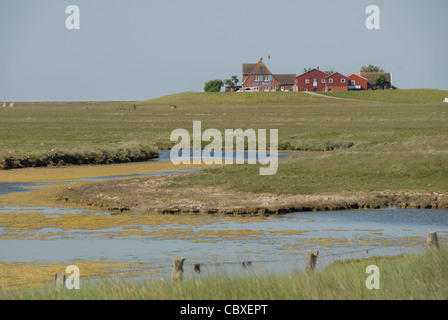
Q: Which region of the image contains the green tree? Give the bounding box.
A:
[303,67,313,73]
[360,64,384,73]
[323,69,337,75]
[204,79,224,92]
[374,74,387,88]
[224,75,239,90]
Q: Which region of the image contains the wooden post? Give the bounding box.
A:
[427,231,439,250]
[306,250,319,272]
[54,273,66,290]
[171,257,185,281]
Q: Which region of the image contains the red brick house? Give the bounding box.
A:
[241,58,295,92]
[324,72,349,92]
[348,73,368,91]
[295,68,330,92]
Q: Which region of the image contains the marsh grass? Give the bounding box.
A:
[166,144,448,195]
[1,90,447,161]
[2,248,447,300]
[0,141,157,169]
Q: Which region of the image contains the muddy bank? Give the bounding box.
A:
[58,175,448,214]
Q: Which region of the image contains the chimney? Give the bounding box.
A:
[317,66,320,70]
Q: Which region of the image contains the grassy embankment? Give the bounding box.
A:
[2,248,447,300]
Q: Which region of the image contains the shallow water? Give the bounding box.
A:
[1,205,447,278]
[0,150,447,283]
[0,182,37,195]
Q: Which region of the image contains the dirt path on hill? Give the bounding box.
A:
[58,175,448,215]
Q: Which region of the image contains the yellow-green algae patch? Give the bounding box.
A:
[0,260,158,291]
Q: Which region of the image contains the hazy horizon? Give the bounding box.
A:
[1,0,447,102]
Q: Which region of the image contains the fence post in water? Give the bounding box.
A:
[427,231,439,250]
[306,250,319,272]
[54,273,66,290]
[172,257,185,281]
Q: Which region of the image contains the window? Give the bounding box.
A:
[265,86,270,91]
[322,79,325,83]
[329,79,333,84]
[305,79,310,84]
[271,86,276,91]
[254,76,259,81]
[255,86,259,92]
[304,88,308,92]
[265,75,272,82]
[351,80,356,85]
[341,78,346,84]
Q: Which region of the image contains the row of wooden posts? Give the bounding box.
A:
[54,231,441,288]
[170,249,320,282]
[171,231,441,281]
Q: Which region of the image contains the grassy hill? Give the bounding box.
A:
[140,89,448,106]
[139,91,352,106]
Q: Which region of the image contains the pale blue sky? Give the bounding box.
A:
[1,0,447,101]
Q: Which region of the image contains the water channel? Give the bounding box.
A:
[1,150,447,284]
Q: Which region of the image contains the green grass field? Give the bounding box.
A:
[1,89,447,154]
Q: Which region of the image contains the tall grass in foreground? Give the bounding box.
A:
[2,249,447,300]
